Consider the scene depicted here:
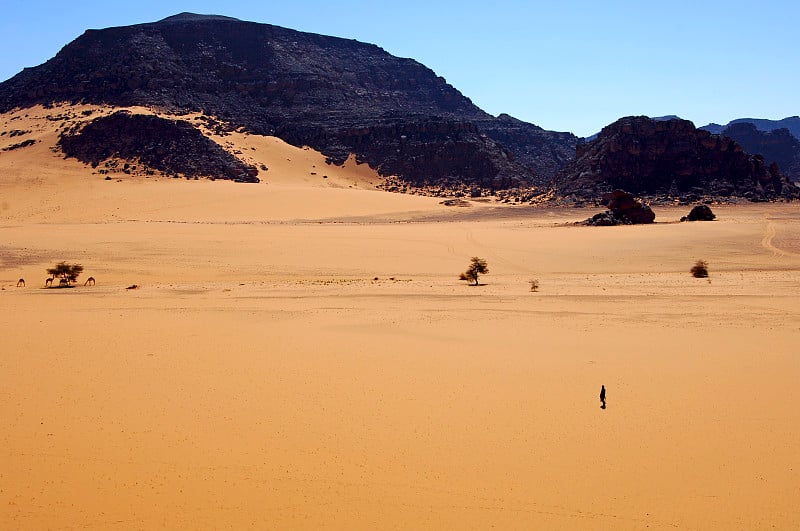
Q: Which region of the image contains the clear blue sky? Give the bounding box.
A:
[1,0,797,137]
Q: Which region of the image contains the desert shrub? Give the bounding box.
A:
[690,260,709,278]
[529,279,539,292]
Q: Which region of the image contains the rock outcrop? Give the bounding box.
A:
[554,116,800,201]
[701,117,800,140]
[581,190,655,226]
[713,123,800,183]
[476,114,578,186]
[58,111,259,182]
[681,205,716,222]
[0,13,577,189]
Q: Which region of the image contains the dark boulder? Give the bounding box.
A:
[584,212,619,226]
[681,205,716,222]
[581,190,655,226]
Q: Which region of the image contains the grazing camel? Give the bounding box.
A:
[84,277,96,286]
[16,278,25,287]
[45,277,54,287]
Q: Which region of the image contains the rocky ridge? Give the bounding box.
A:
[701,117,800,140]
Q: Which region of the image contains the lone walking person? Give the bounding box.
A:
[600,385,606,409]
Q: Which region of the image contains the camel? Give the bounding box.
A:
[58,278,69,287]
[84,277,96,286]
[45,277,54,287]
[16,278,25,287]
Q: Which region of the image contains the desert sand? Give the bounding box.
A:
[1,106,799,529]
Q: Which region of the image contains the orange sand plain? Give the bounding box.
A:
[1,106,799,529]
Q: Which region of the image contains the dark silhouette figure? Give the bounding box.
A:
[84,277,96,286]
[600,385,606,409]
[16,278,25,287]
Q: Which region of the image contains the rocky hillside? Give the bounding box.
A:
[703,122,800,182]
[701,117,800,139]
[0,13,577,189]
[552,116,799,201]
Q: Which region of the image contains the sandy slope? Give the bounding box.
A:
[1,105,799,529]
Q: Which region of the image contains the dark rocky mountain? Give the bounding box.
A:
[553,116,799,201]
[702,122,800,182]
[0,13,577,189]
[701,117,800,139]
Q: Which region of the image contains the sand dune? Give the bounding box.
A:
[1,105,799,529]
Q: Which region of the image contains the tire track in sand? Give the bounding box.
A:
[760,218,796,257]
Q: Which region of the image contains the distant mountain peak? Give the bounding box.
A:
[157,13,241,24]
[700,117,800,140]
[651,115,682,122]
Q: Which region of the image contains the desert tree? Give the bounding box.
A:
[46,261,84,286]
[690,259,709,278]
[529,279,540,292]
[459,256,489,286]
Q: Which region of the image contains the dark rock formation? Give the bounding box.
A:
[476,114,578,186]
[713,123,800,182]
[701,117,800,140]
[0,14,577,189]
[681,205,716,222]
[305,118,530,189]
[581,190,655,226]
[700,123,725,135]
[583,115,684,142]
[58,111,259,182]
[2,139,36,151]
[554,116,800,201]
